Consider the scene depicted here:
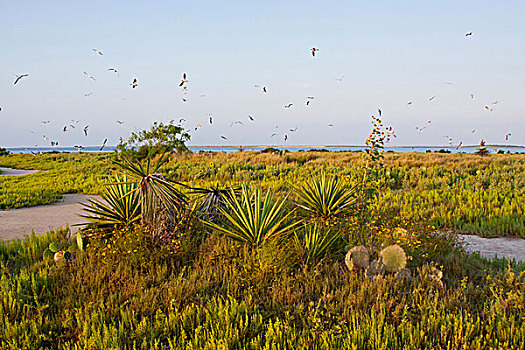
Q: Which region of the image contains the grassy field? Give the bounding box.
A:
[0,151,524,348]
[1,151,523,237]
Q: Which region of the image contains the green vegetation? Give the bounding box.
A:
[1,151,524,237]
[1,148,524,348]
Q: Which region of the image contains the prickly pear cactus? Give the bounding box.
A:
[379,244,407,273]
[345,246,370,270]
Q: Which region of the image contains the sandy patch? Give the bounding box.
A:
[0,166,40,176]
[458,234,525,263]
[0,194,100,241]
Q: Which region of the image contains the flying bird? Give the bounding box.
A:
[335,75,345,82]
[84,92,93,97]
[470,93,475,99]
[41,120,50,124]
[51,141,58,146]
[63,126,68,132]
[130,78,138,88]
[407,101,413,106]
[179,118,186,123]
[84,72,96,81]
[484,106,493,112]
[284,103,293,109]
[444,82,455,86]
[248,115,254,121]
[14,74,28,85]
[208,114,213,124]
[492,101,499,105]
[284,134,288,141]
[262,86,267,93]
[182,98,187,102]
[311,47,319,56]
[472,129,476,133]
[378,109,382,117]
[92,49,103,55]
[290,127,298,132]
[328,124,334,127]
[427,121,432,125]
[179,73,188,87]
[456,142,463,149]
[230,121,244,127]
[429,96,436,101]
[100,138,108,151]
[194,124,202,131]
[107,68,119,76]
[505,133,511,141]
[116,120,124,124]
[465,32,473,36]
[416,127,426,133]
[271,133,278,137]
[221,136,227,140]
[83,125,89,136]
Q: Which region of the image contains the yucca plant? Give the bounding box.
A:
[203,185,301,247]
[294,172,357,220]
[114,154,188,243]
[190,183,239,222]
[79,173,141,235]
[294,224,342,265]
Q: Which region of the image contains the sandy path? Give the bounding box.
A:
[0,166,40,176]
[458,234,525,263]
[0,194,99,241]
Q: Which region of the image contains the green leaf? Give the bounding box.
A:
[48,242,60,253]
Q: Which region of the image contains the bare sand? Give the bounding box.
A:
[0,194,99,241]
[0,166,40,176]
[458,234,525,263]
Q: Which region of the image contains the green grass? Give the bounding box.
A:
[1,151,524,237]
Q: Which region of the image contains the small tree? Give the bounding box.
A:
[475,140,490,156]
[116,122,190,160]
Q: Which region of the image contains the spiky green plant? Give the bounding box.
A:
[190,183,239,222]
[114,155,187,242]
[203,185,301,247]
[294,172,357,220]
[79,174,141,234]
[294,224,342,264]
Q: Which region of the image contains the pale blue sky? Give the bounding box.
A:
[1,0,523,147]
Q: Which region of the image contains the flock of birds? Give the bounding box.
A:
[0,33,516,150]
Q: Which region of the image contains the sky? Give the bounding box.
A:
[0,0,524,148]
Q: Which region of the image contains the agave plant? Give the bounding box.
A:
[203,185,301,247]
[190,183,239,222]
[294,172,357,220]
[79,173,141,234]
[114,155,188,243]
[294,224,342,265]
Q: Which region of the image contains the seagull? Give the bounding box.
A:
[427,121,432,125]
[416,127,426,133]
[284,103,293,109]
[492,101,499,105]
[63,126,68,132]
[248,115,254,121]
[230,121,244,127]
[43,135,48,140]
[130,78,138,88]
[179,118,186,123]
[472,129,476,133]
[14,74,29,85]
[194,124,202,131]
[284,134,288,141]
[505,133,511,141]
[470,93,475,99]
[328,124,334,127]
[465,32,473,36]
[69,124,75,129]
[220,135,227,140]
[306,100,312,106]
[92,49,103,55]
[108,68,119,76]
[179,73,188,87]
[208,114,213,124]
[484,106,493,112]
[335,75,345,82]
[378,109,382,117]
[290,127,298,132]
[51,141,58,146]
[182,98,187,102]
[41,120,51,124]
[83,125,89,136]
[262,86,267,93]
[456,142,463,149]
[74,145,84,152]
[84,72,96,81]
[100,138,108,151]
[444,82,455,86]
[407,101,413,106]
[311,47,319,57]
[271,133,278,137]
[116,120,124,124]
[429,96,436,101]
[448,138,453,145]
